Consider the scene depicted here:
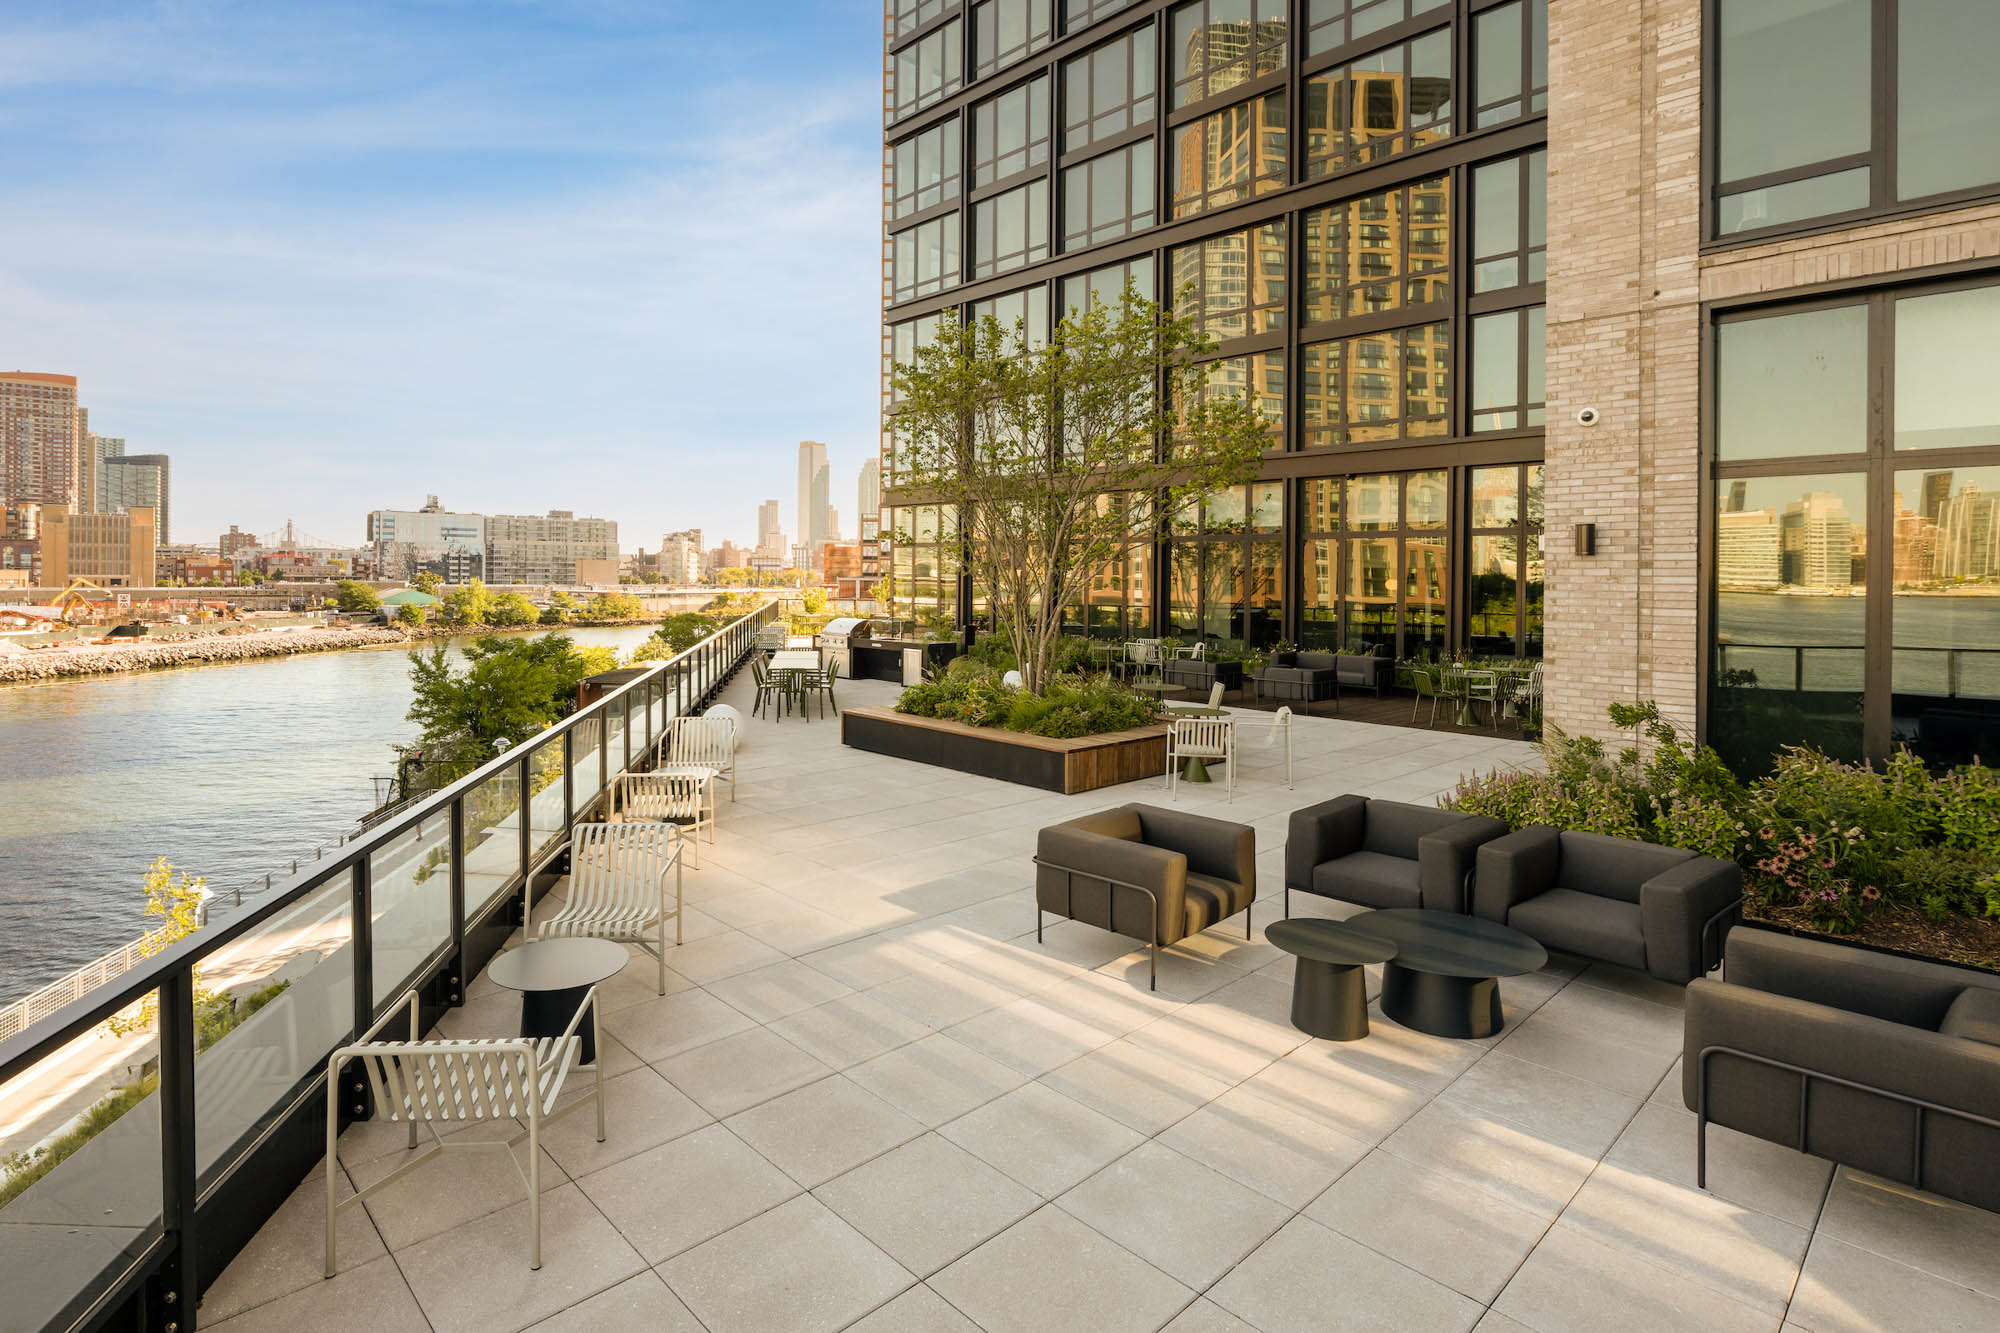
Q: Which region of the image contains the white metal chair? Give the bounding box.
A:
[1165,681,1226,713]
[1127,639,1164,685]
[324,987,604,1275]
[536,820,684,992]
[612,770,714,866]
[1228,705,1293,788]
[1167,715,1236,802]
[660,714,736,801]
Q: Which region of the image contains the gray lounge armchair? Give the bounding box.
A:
[1035,804,1255,989]
[1685,927,2000,1214]
[1284,794,1507,917]
[1161,656,1244,700]
[1474,826,1742,984]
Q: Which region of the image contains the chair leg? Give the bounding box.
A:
[1245,900,1252,939]
[592,1002,607,1143]
[1149,937,1158,991]
[1284,884,1290,919]
[674,859,684,945]
[527,1114,542,1270]
[324,1075,340,1277]
[1036,908,1043,942]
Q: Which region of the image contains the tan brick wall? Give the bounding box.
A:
[1544,0,1704,743]
[1542,1,2000,753]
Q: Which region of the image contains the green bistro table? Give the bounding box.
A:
[1160,700,1229,783]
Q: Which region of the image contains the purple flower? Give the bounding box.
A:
[1819,888,1838,903]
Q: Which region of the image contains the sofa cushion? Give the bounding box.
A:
[1313,850,1423,910]
[1508,888,1647,971]
[1556,830,1695,904]
[1361,800,1462,860]
[1185,871,1254,936]
[1296,651,1338,672]
[1941,987,2000,1048]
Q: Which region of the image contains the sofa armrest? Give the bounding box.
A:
[1473,825,1561,922]
[1286,795,1366,889]
[1139,807,1255,891]
[1683,979,2000,1137]
[1417,814,1510,913]
[1721,926,1970,1028]
[1640,857,1742,984]
[1036,825,1188,947]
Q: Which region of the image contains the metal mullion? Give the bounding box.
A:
[351,860,373,1036]
[1875,0,1896,213]
[1298,9,1453,80]
[448,793,465,1006]
[1711,153,1875,202]
[518,750,532,899]
[1864,289,1895,760]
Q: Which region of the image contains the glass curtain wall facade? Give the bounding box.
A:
[883,0,1549,660]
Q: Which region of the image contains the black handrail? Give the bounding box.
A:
[0,598,780,1332]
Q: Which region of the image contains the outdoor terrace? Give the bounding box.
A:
[191,669,2000,1333]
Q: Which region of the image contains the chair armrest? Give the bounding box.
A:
[1683,979,2000,1130]
[1417,815,1509,913]
[1036,827,1189,946]
[1139,807,1255,891]
[1473,826,1561,921]
[1640,857,1743,983]
[1286,795,1366,889]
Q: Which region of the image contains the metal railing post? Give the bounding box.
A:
[518,750,532,889]
[351,859,373,1038]
[448,794,465,1006]
[562,728,574,836]
[153,966,199,1328]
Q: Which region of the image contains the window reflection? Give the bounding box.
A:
[1892,466,2000,765]
[1717,305,1868,459]
[1303,28,1452,178]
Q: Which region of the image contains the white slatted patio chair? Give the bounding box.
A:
[536,820,684,992]
[660,714,736,801]
[324,986,604,1275]
[1227,705,1293,787]
[612,770,714,867]
[1165,681,1226,713]
[1167,715,1236,802]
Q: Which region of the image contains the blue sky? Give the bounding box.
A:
[0,0,884,553]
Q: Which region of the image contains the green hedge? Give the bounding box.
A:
[895,660,1159,738]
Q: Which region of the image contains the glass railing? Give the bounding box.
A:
[0,598,779,1332]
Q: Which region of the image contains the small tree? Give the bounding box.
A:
[890,287,1270,692]
[396,601,428,627]
[540,589,577,625]
[581,591,644,621]
[487,592,539,626]
[801,586,829,614]
[409,570,444,594]
[106,860,212,1037]
[334,579,381,613]
[440,578,493,626]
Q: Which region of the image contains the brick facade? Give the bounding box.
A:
[1543,0,2000,750]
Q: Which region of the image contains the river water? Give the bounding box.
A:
[0,625,661,1004]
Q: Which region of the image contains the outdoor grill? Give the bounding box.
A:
[821,616,957,683]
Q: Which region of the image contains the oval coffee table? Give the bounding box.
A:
[1266,918,1398,1041]
[487,938,628,1064]
[1348,908,1547,1039]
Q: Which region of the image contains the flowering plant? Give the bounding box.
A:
[1749,822,1877,933]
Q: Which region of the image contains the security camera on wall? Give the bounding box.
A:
[1575,407,1601,428]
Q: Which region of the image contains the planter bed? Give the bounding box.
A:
[841,705,1167,794]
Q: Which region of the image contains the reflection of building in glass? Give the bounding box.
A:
[1778,492,1854,588]
[1716,509,1781,589]
[1898,476,2000,582]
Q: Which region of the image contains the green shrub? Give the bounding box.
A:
[1030,706,1091,738]
[893,661,1157,737]
[1889,846,2000,921]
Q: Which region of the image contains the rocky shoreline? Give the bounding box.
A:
[0,617,668,685]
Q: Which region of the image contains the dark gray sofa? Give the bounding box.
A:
[1333,649,1393,697]
[1474,826,1742,984]
[1255,651,1340,714]
[1035,804,1255,989]
[1685,927,2000,1214]
[1161,656,1244,699]
[1285,794,1507,917]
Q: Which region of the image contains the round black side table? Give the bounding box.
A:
[487,938,628,1064]
[1266,918,1398,1041]
[1348,909,1548,1039]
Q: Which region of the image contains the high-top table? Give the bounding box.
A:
[1347,908,1547,1039]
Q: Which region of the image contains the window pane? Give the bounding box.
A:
[1346,474,1397,530]
[1471,309,1521,432]
[1468,535,1520,656]
[1065,25,1155,151]
[892,20,964,119]
[1899,3,2000,199]
[1716,0,1870,183]
[1301,537,1339,649]
[1471,466,1519,528]
[1062,256,1155,314]
[1717,305,1868,458]
[1345,536,1396,650]
[1249,481,1284,532]
[1719,167,1870,236]
[1711,472,1869,772]
[1892,465,2000,766]
[1305,28,1452,177]
[1473,0,1548,128]
[1303,175,1451,322]
[974,75,1051,187]
[1170,223,1288,341]
[1894,286,2000,450]
[1304,476,1340,531]
[1404,535,1447,655]
[1172,0,1288,109]
[1405,470,1447,528]
[1172,92,1288,218]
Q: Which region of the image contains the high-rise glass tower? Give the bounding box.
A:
[797,440,831,550]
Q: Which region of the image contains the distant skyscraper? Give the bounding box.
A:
[757,498,781,549]
[858,457,880,529]
[99,451,172,544]
[661,528,705,584]
[0,372,81,510]
[797,441,830,550]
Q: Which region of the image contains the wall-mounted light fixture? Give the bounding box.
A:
[1573,523,1597,557]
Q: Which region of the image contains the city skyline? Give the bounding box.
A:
[0,1,884,544]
